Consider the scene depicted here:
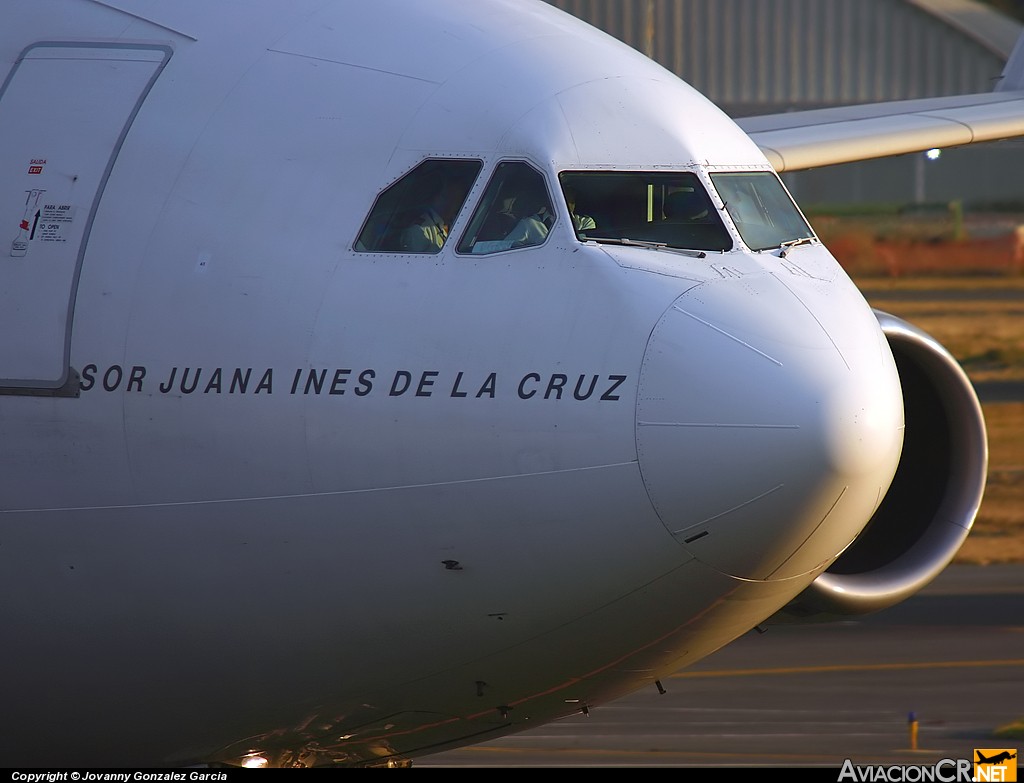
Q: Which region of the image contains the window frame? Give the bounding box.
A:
[353,158,482,254]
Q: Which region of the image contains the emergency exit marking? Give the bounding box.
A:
[37,203,74,243]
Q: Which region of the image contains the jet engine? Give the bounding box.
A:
[771,310,988,623]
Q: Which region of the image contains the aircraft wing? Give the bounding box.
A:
[736,32,1024,172]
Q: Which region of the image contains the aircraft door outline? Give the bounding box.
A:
[0,41,172,395]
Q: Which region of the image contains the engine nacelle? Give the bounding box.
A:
[771,309,988,623]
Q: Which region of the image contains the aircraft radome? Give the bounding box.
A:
[3,0,1023,769]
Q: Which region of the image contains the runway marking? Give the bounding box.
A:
[672,659,1024,678]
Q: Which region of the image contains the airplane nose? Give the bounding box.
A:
[636,271,905,581]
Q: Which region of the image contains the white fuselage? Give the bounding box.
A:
[0,0,904,766]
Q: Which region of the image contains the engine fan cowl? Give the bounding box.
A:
[771,310,988,623]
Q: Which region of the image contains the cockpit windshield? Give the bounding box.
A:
[558,171,732,252]
[451,167,812,256]
[710,171,814,251]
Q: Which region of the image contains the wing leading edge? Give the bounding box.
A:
[736,32,1024,172]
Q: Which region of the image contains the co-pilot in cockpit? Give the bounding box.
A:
[457,162,554,254]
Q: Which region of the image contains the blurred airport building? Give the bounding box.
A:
[544,0,1024,209]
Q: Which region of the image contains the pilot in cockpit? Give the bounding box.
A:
[563,185,596,233]
[503,178,555,248]
[399,178,464,252]
[476,190,519,241]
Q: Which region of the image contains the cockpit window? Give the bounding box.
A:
[355,159,481,253]
[557,171,732,252]
[457,162,553,254]
[710,172,814,251]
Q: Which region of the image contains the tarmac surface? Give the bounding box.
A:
[418,564,1024,768]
